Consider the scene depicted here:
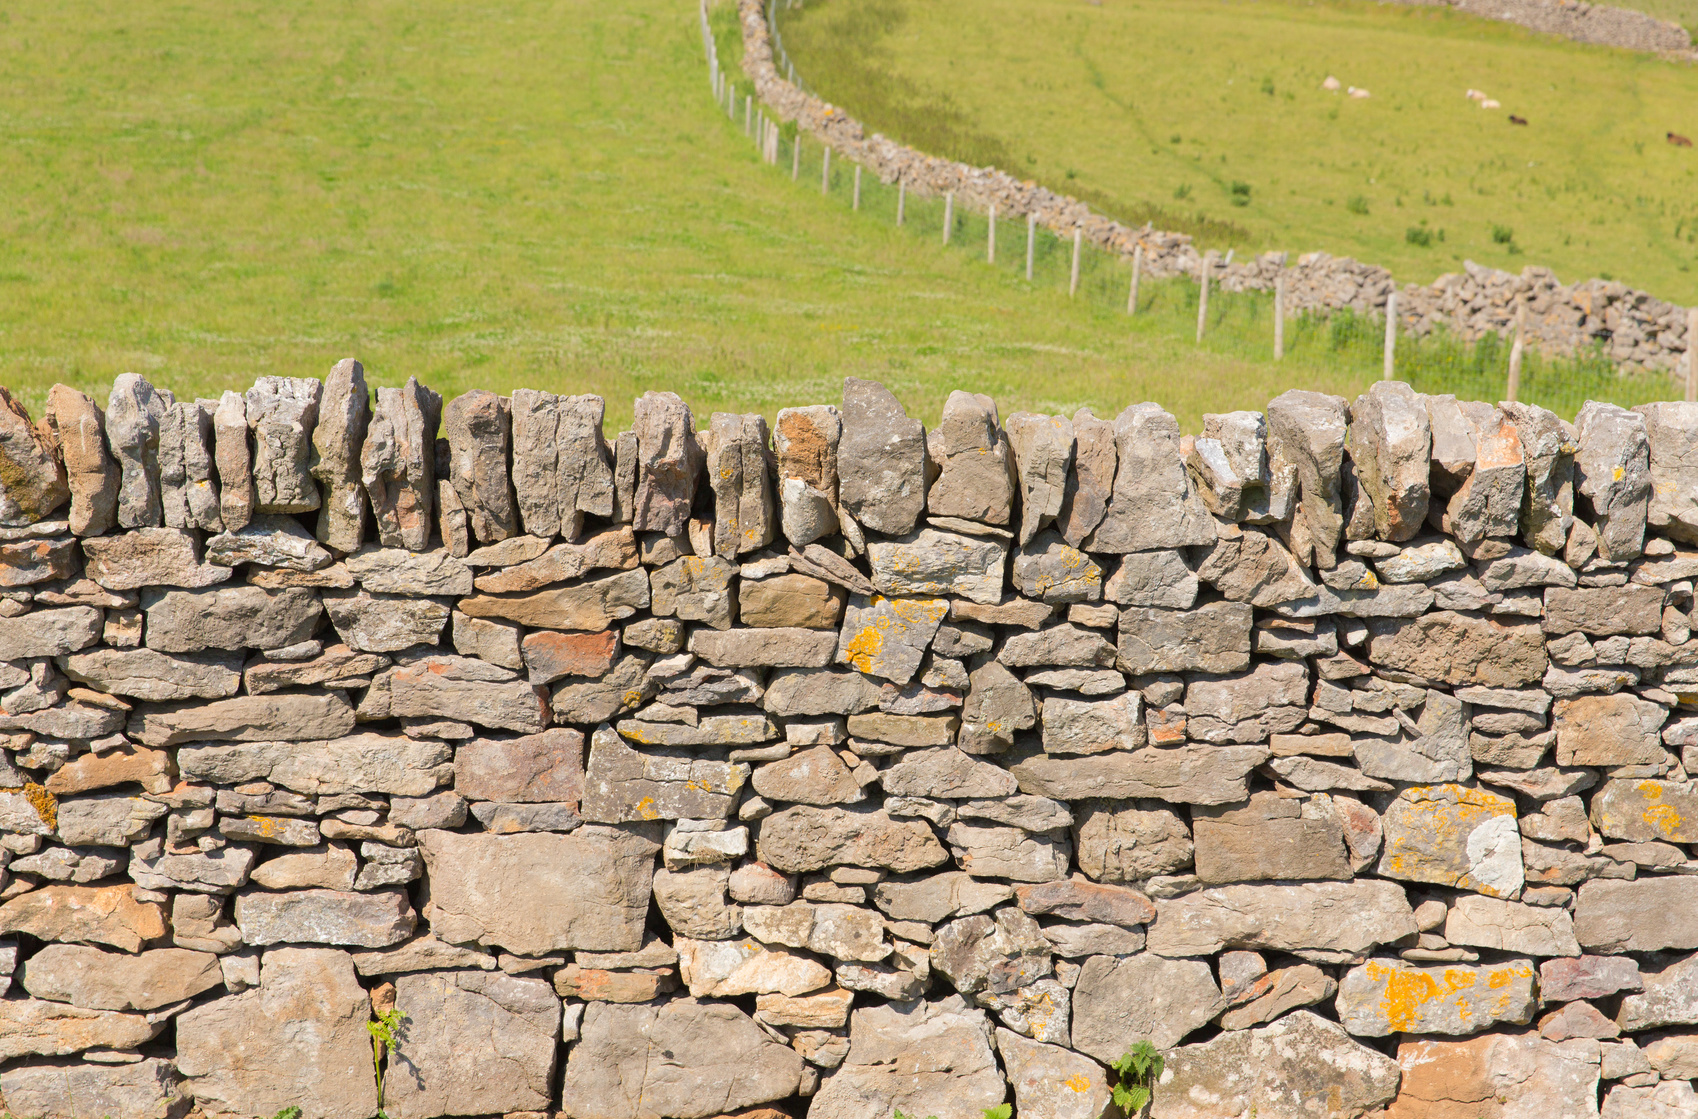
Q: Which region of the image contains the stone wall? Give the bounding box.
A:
[0,368,1697,1118]
[745,0,1698,377]
[1398,0,1692,55]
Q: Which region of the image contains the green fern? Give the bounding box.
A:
[269,1109,302,1119]
[369,1008,405,1116]
[984,1105,1012,1119]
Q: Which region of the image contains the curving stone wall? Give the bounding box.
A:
[0,368,1695,1117]
[744,0,1698,377]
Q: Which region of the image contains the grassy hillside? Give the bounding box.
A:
[779,0,1698,302]
[0,0,1677,430]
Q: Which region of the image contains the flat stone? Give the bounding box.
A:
[1367,610,1547,687]
[205,514,332,573]
[81,528,229,590]
[1071,799,1193,881]
[1085,403,1215,553]
[0,999,159,1062]
[871,872,1013,923]
[388,969,559,1116]
[689,626,837,669]
[762,667,882,718]
[1000,623,1116,668]
[1553,693,1667,766]
[655,865,742,939]
[807,998,1005,1119]
[1617,951,1698,1031]
[178,733,451,796]
[59,648,240,702]
[0,607,101,661]
[417,826,657,954]
[321,589,450,653]
[455,728,584,806]
[44,385,118,537]
[1193,790,1352,884]
[459,567,649,630]
[57,793,168,846]
[1009,744,1267,805]
[561,999,802,1119]
[0,885,164,953]
[833,594,949,685]
[582,727,748,822]
[1541,955,1643,1005]
[243,643,388,695]
[1500,401,1574,556]
[0,1057,184,1119]
[946,823,1069,882]
[1591,778,1698,842]
[21,945,221,1011]
[1217,963,1336,1030]
[1104,549,1197,609]
[866,529,1007,607]
[249,843,359,890]
[141,585,322,653]
[1042,692,1142,755]
[1443,895,1580,956]
[43,743,173,796]
[128,692,355,747]
[350,933,497,977]
[1072,953,1219,1058]
[676,937,831,998]
[618,713,776,747]
[751,745,865,806]
[745,901,890,962]
[1195,525,1323,608]
[387,655,548,733]
[474,528,638,593]
[1337,958,1537,1036]
[1153,1010,1399,1119]
[1575,877,1698,953]
[756,806,949,875]
[176,947,376,1119]
[1013,877,1155,928]
[1119,602,1252,674]
[1146,880,1417,957]
[1599,1081,1698,1118]
[881,746,1015,798]
[234,887,414,948]
[1378,784,1523,898]
[740,573,845,629]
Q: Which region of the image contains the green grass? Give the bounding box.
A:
[0,0,1679,434]
[779,0,1698,302]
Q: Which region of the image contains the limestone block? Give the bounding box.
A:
[703,412,776,556]
[1337,958,1537,1036]
[1575,400,1651,561]
[44,385,118,536]
[927,391,1014,526]
[1085,402,1215,553]
[362,377,440,551]
[838,378,927,536]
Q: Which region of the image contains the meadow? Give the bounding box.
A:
[0,0,1680,431]
[778,0,1698,303]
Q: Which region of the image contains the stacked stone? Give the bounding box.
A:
[740,0,1697,381]
[6,370,1698,1118]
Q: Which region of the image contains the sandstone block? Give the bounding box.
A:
[44,385,118,536]
[246,377,321,514]
[757,805,948,875]
[129,692,355,747]
[703,412,776,555]
[362,377,440,551]
[1193,790,1351,883]
[388,969,560,1117]
[0,1058,184,1119]
[60,647,240,702]
[1146,880,1417,957]
[459,567,650,630]
[1575,877,1698,953]
[632,391,702,537]
[1553,693,1667,766]
[178,733,451,796]
[1337,958,1537,1036]
[807,998,1005,1119]
[21,944,221,1011]
[1367,610,1547,687]
[1010,744,1267,806]
[775,405,841,546]
[1444,895,1580,957]
[1071,953,1219,1058]
[1378,784,1522,898]
[141,584,322,653]
[106,374,166,529]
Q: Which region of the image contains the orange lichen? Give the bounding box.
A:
[23,782,56,830]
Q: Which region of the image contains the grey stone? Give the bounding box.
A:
[0,999,160,1062]
[387,655,548,733]
[204,514,332,572]
[44,385,118,537]
[1338,957,1537,1035]
[21,945,222,1011]
[753,745,866,806]
[158,398,222,532]
[757,805,949,875]
[807,998,1004,1119]
[1000,623,1116,668]
[1193,791,1351,884]
[561,999,802,1119]
[558,394,616,524]
[82,527,229,590]
[1575,401,1651,562]
[1072,800,1194,882]
[0,1057,185,1119]
[213,390,255,533]
[175,947,376,1119]
[1056,407,1115,547]
[775,405,842,546]
[129,692,355,747]
[249,843,359,891]
[308,358,369,552]
[56,793,167,846]
[1072,953,1220,1058]
[418,826,657,954]
[1006,413,1073,545]
[233,887,414,948]
[1349,381,1431,541]
[0,607,100,661]
[388,969,559,1116]
[868,529,1007,606]
[882,746,1017,799]
[1012,532,1100,604]
[60,647,240,702]
[704,412,776,556]
[1444,895,1580,957]
[1150,1011,1399,1119]
[763,667,882,718]
[839,378,927,536]
[1146,880,1418,957]
[1265,389,1348,564]
[1010,744,1266,806]
[362,377,440,551]
[444,389,519,544]
[106,374,166,529]
[946,824,1070,882]
[1501,401,1575,555]
[1085,403,1215,553]
[322,590,450,654]
[928,391,1014,526]
[834,594,948,685]
[1195,525,1322,608]
[632,391,702,537]
[872,872,1012,924]
[650,555,736,629]
[509,389,566,539]
[1367,610,1547,686]
[1378,784,1522,897]
[1104,549,1197,608]
[458,567,650,630]
[343,546,472,596]
[996,1028,1110,1119]
[1575,877,1698,953]
[142,584,322,653]
[246,377,322,514]
[655,865,743,939]
[1119,602,1252,674]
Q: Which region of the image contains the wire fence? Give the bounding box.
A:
[702,0,1684,420]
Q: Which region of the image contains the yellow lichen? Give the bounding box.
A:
[23,782,56,830]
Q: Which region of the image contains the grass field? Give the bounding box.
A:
[779,0,1698,303]
[0,0,1680,432]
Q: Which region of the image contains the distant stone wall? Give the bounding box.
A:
[744,0,1698,377]
[2,368,1698,1116]
[1400,0,1692,54]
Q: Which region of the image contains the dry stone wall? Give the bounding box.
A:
[1,367,1698,1118]
[744,0,1698,377]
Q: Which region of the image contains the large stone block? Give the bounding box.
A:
[1146,880,1417,957]
[808,998,1005,1119]
[561,999,803,1119]
[43,385,118,537]
[234,888,415,948]
[838,378,927,537]
[106,374,166,529]
[246,377,322,514]
[867,529,1007,606]
[1574,400,1651,562]
[775,404,841,546]
[1552,693,1667,766]
[1378,784,1522,898]
[1118,602,1252,674]
[1349,380,1431,541]
[1337,958,1537,1036]
[1085,403,1215,552]
[0,1058,184,1119]
[417,826,657,954]
[1192,791,1352,884]
[1009,744,1267,806]
[1575,877,1698,953]
[756,805,949,875]
[20,945,221,1011]
[1071,953,1219,1059]
[632,391,702,537]
[141,585,322,653]
[1367,610,1547,687]
[128,692,355,747]
[388,970,560,1118]
[927,391,1015,526]
[582,726,748,822]
[362,377,440,551]
[177,733,452,796]
[176,947,376,1119]
[702,411,776,556]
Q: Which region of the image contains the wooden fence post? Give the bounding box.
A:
[1383,290,1398,380]
[821,147,830,195]
[853,165,862,211]
[1687,307,1698,402]
[1026,214,1036,282]
[1274,272,1286,360]
[897,180,906,225]
[988,204,996,264]
[1069,227,1082,297]
[1506,301,1527,403]
[745,95,752,135]
[943,192,954,245]
[1196,252,1213,343]
[792,132,800,180]
[1128,244,1142,314]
